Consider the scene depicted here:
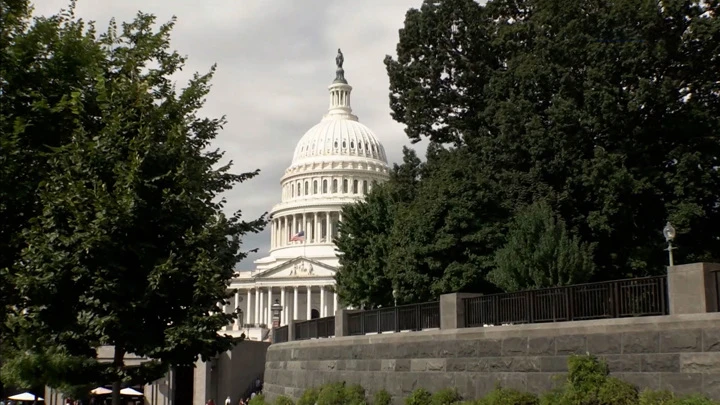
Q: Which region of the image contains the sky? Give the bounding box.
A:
[33,0,430,269]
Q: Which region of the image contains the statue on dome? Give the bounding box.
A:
[335,48,344,69]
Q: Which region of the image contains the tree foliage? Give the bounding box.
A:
[336,0,719,304]
[489,201,595,292]
[1,3,264,398]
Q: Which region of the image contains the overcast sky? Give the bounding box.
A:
[33,0,429,269]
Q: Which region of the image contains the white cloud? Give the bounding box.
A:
[33,0,429,267]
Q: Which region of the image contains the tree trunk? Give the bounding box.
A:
[111,346,125,405]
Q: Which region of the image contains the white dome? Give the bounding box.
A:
[291,118,387,165]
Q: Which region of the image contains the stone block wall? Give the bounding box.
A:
[263,313,720,403]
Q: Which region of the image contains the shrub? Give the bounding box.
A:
[275,396,294,405]
[249,394,266,405]
[476,386,538,405]
[405,388,432,405]
[317,382,348,405]
[345,384,367,405]
[297,387,319,405]
[430,388,462,405]
[639,390,675,405]
[597,377,638,405]
[373,390,392,405]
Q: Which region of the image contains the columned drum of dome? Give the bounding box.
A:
[226,50,390,338]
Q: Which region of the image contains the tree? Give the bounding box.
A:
[489,201,595,292]
[1,8,265,402]
[384,0,720,283]
[335,148,423,308]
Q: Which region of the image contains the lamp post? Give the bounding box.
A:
[663,221,677,266]
[392,289,398,307]
[271,299,283,329]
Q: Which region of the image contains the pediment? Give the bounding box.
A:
[254,257,336,280]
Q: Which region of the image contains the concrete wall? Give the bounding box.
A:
[263,313,720,403]
[193,340,271,405]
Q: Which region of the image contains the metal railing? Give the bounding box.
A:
[347,301,440,336]
[713,270,720,312]
[463,276,668,328]
[294,316,335,340]
[273,325,289,343]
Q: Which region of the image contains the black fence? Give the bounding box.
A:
[463,276,668,328]
[347,301,440,336]
[273,325,289,343]
[714,270,720,312]
[294,316,335,340]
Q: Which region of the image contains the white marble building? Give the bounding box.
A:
[221,50,390,341]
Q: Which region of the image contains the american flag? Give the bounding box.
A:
[290,230,305,242]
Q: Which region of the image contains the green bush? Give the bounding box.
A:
[317,382,348,405]
[405,388,432,405]
[430,388,462,405]
[640,390,675,405]
[597,377,638,405]
[249,394,266,405]
[274,396,294,405]
[297,387,319,405]
[373,390,392,405]
[476,386,538,405]
[345,384,368,405]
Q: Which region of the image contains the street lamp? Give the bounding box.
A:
[663,221,677,266]
[392,289,398,307]
[271,299,283,329]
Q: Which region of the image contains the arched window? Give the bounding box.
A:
[313,180,318,194]
[343,179,348,193]
[332,179,338,193]
[342,141,347,148]
[291,184,295,197]
[353,179,358,194]
[359,141,363,150]
[362,180,368,194]
[304,181,309,195]
[311,309,320,319]
[334,141,338,148]
[323,179,328,193]
[350,141,355,149]
[297,181,301,195]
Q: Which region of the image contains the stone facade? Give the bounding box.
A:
[263,313,720,402]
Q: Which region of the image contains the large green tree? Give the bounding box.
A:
[1,6,264,401]
[380,0,719,287]
[489,201,595,292]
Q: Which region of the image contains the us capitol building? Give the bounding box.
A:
[219,49,391,341]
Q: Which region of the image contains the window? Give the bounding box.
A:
[362,180,368,194]
[350,141,355,149]
[332,179,338,193]
[353,179,358,194]
[323,179,328,193]
[359,141,363,150]
[311,309,320,319]
[313,180,318,194]
[334,141,338,148]
[291,184,295,197]
[343,179,348,193]
[297,181,301,195]
[304,181,309,195]
[342,141,346,148]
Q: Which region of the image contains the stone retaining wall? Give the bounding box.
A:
[263,313,720,403]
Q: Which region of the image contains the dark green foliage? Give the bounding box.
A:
[430,388,462,405]
[489,201,595,292]
[274,396,294,405]
[639,390,676,405]
[249,394,266,405]
[475,386,539,405]
[598,377,639,405]
[405,388,432,405]
[335,0,720,300]
[297,388,320,405]
[316,382,366,405]
[373,389,392,405]
[0,2,264,398]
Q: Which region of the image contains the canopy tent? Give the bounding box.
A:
[119,388,143,397]
[8,393,44,401]
[90,388,112,395]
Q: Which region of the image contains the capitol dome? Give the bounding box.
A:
[253,49,391,270]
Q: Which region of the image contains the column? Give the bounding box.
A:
[306,285,312,320]
[267,288,273,326]
[320,287,326,317]
[234,291,240,330]
[328,212,334,240]
[254,288,260,325]
[333,291,338,316]
[313,212,318,243]
[293,286,299,321]
[259,288,265,325]
[247,289,252,325]
[325,213,331,242]
[280,287,286,326]
[302,212,307,236]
